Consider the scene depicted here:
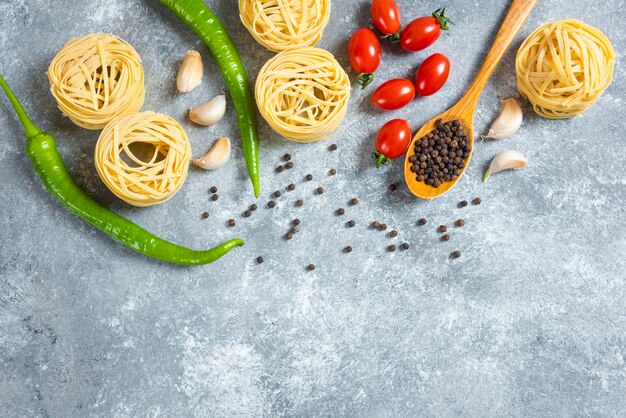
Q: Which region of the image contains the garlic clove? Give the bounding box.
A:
[193,136,231,171]
[482,97,523,140]
[483,150,528,182]
[189,94,226,126]
[177,50,203,93]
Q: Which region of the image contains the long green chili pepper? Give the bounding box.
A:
[161,0,261,197]
[0,74,243,266]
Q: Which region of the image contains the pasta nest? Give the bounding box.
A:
[255,47,350,143]
[516,19,615,119]
[239,0,331,52]
[95,112,192,207]
[47,33,145,130]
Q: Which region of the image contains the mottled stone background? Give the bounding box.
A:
[1,0,625,416]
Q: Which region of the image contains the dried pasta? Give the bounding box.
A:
[255,47,350,143]
[47,33,145,130]
[239,0,331,52]
[94,112,191,207]
[516,19,615,119]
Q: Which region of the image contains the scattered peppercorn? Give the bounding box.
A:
[438,225,448,233]
[329,168,337,176]
[317,187,325,195]
[305,174,313,181]
[442,234,450,242]
[389,183,398,192]
[228,219,236,227]
[329,144,338,151]
[408,119,471,187]
[417,218,427,226]
[388,245,397,252]
[337,208,345,216]
[243,210,252,218]
[372,221,381,229]
[211,194,219,201]
[285,162,294,169]
[380,224,388,231]
[295,199,304,207]
[307,264,316,271]
[451,251,461,258]
[350,198,359,205]
[277,165,285,173]
[459,200,468,208]
[273,190,282,198]
[292,219,301,226]
[389,230,398,238]
[202,212,209,219]
[285,232,293,240]
[472,197,482,205]
[343,246,352,253]
[283,153,291,162]
[250,204,257,211]
[401,243,410,250]
[256,256,264,264]
[287,183,296,191]
[209,186,217,194]
[268,201,276,208]
[347,220,356,228]
[455,219,465,227]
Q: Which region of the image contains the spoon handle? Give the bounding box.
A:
[458,0,539,114]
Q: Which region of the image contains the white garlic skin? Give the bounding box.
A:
[177,50,203,93]
[189,94,226,126]
[483,97,523,140]
[193,136,231,171]
[483,150,528,182]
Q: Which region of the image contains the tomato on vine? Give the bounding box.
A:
[400,8,453,52]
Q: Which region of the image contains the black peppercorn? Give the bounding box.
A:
[268,201,276,208]
[459,200,468,208]
[202,212,209,219]
[228,219,236,227]
[442,234,450,242]
[211,194,219,201]
[347,220,355,228]
[389,230,398,238]
[329,144,338,151]
[438,225,448,233]
[287,183,296,191]
[350,198,359,205]
[256,256,264,264]
[274,191,282,198]
[277,165,285,173]
[401,243,409,250]
[317,187,325,195]
[305,174,313,181]
[417,218,427,226]
[372,221,381,229]
[250,204,258,211]
[307,264,316,271]
[451,251,461,258]
[283,153,291,162]
[455,219,465,227]
[388,245,397,252]
[292,219,301,226]
[209,186,217,194]
[389,183,398,192]
[285,162,294,169]
[337,208,345,216]
[285,232,293,240]
[343,246,352,253]
[329,168,337,176]
[295,199,304,207]
[243,210,252,218]
[380,224,388,231]
[472,197,482,205]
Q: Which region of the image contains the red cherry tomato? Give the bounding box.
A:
[372,119,413,168]
[415,53,450,96]
[372,0,401,41]
[370,79,416,111]
[399,8,452,52]
[348,28,382,89]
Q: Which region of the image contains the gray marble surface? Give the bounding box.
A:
[1,0,625,416]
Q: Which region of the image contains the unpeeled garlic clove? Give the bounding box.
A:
[189,94,226,126]
[482,97,523,140]
[483,150,528,182]
[177,50,203,93]
[193,136,231,171]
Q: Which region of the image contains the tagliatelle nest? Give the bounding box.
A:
[516,19,615,119]
[47,33,145,130]
[94,112,191,207]
[255,47,350,143]
[239,0,331,52]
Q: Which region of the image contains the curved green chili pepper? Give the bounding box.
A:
[161,0,261,197]
[0,74,244,266]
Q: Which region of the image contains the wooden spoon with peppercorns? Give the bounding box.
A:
[404,0,538,199]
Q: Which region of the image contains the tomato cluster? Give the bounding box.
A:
[347,1,455,168]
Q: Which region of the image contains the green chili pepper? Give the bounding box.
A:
[0,73,243,266]
[161,0,261,197]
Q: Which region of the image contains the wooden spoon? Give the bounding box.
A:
[404,0,539,199]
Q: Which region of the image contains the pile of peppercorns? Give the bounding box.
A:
[408,119,471,187]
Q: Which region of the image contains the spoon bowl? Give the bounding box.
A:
[404,0,539,199]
